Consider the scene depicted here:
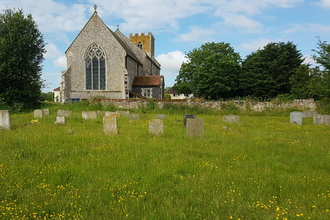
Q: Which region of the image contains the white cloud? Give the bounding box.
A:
[45,43,63,58]
[174,26,215,42]
[54,56,67,68]
[316,0,330,8]
[303,55,317,65]
[221,13,263,32]
[156,50,188,78]
[241,38,273,51]
[283,23,330,34]
[156,50,188,87]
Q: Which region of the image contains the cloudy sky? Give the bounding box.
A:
[1,0,329,92]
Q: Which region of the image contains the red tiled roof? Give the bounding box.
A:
[54,87,60,91]
[132,75,163,86]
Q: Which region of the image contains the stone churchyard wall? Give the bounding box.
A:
[97,99,316,111]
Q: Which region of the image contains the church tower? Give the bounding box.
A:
[129,32,155,58]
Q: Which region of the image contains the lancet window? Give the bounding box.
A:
[85,44,106,90]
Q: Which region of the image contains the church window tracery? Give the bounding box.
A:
[85,44,106,90]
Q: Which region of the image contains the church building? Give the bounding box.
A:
[59,6,164,103]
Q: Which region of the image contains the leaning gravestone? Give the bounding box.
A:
[34,109,43,118]
[43,109,50,116]
[149,119,164,135]
[116,111,130,117]
[302,111,318,118]
[183,114,196,126]
[222,115,240,123]
[0,110,11,130]
[314,114,330,125]
[103,116,118,135]
[186,118,204,137]
[57,110,72,117]
[290,111,302,125]
[82,111,97,119]
[55,116,65,125]
[129,114,140,121]
[156,114,166,119]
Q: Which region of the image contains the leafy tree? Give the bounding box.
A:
[312,38,330,71]
[174,42,241,100]
[240,42,304,99]
[289,64,312,99]
[0,8,46,109]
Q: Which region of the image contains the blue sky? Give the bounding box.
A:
[1,0,330,92]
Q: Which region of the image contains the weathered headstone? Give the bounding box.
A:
[156,114,166,119]
[82,111,97,119]
[0,110,11,130]
[290,111,302,125]
[314,114,330,125]
[186,118,204,137]
[183,114,196,126]
[129,114,140,121]
[116,111,130,117]
[97,111,106,116]
[34,109,43,118]
[43,109,50,116]
[55,116,65,125]
[149,119,164,135]
[302,111,318,118]
[58,110,72,117]
[222,115,240,123]
[105,112,120,117]
[103,116,118,135]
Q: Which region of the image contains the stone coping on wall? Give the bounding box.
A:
[94,99,316,111]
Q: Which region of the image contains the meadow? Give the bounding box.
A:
[0,101,330,219]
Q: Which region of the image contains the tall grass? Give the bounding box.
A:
[0,102,329,219]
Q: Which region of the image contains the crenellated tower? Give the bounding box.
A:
[129,32,155,58]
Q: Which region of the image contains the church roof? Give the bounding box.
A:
[132,75,163,86]
[53,87,60,91]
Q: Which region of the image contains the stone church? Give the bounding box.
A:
[59,6,164,103]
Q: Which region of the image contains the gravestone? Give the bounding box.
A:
[149,119,164,135]
[0,110,11,130]
[302,111,318,118]
[183,114,196,126]
[290,111,302,125]
[186,118,204,137]
[103,116,118,135]
[58,110,72,117]
[105,112,120,117]
[156,114,166,119]
[82,111,97,119]
[116,111,130,117]
[97,111,106,116]
[55,116,65,125]
[43,109,50,116]
[222,115,240,123]
[34,109,43,118]
[314,114,330,125]
[129,114,140,121]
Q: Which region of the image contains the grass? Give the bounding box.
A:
[0,102,330,219]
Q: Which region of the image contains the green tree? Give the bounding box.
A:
[174,42,241,100]
[312,38,330,71]
[240,42,304,99]
[0,8,46,109]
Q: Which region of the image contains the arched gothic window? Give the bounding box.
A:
[85,44,106,90]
